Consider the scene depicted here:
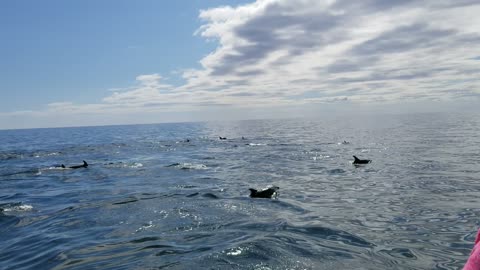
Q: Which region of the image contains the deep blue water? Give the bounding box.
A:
[1,113,480,269]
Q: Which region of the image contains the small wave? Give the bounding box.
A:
[112,198,139,205]
[2,150,51,159]
[312,155,330,161]
[236,221,374,248]
[130,162,143,168]
[135,221,155,232]
[166,163,208,170]
[296,225,374,248]
[104,162,143,168]
[328,168,346,174]
[32,152,61,158]
[165,162,181,167]
[176,185,197,189]
[226,246,248,256]
[111,193,167,206]
[0,152,24,160]
[181,163,207,170]
[202,193,219,199]
[186,192,220,199]
[246,143,267,146]
[378,247,417,259]
[0,169,43,177]
[46,166,66,170]
[0,202,33,213]
[130,236,161,244]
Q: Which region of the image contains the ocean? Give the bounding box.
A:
[1,112,479,269]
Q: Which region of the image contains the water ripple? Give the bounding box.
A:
[1,115,479,269]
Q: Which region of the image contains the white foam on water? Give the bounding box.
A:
[226,247,246,256]
[130,162,143,168]
[135,221,154,233]
[175,163,208,170]
[3,204,33,212]
[47,166,66,170]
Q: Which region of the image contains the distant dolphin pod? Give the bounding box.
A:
[62,160,88,169]
[353,156,371,164]
[249,186,279,198]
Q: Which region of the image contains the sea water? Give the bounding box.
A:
[1,112,479,269]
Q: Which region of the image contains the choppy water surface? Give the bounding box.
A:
[1,113,480,269]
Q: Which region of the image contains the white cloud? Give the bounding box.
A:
[190,0,480,103]
[2,0,479,128]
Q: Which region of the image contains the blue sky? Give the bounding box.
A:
[0,0,249,111]
[1,0,479,129]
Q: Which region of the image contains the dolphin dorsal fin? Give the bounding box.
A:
[353,156,359,161]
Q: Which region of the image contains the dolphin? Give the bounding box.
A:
[219,136,227,140]
[353,156,371,164]
[249,186,279,198]
[62,160,88,169]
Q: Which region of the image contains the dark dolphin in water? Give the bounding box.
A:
[353,156,371,164]
[249,186,279,198]
[219,136,227,140]
[62,160,88,169]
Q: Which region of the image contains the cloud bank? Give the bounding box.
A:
[2,0,480,128]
